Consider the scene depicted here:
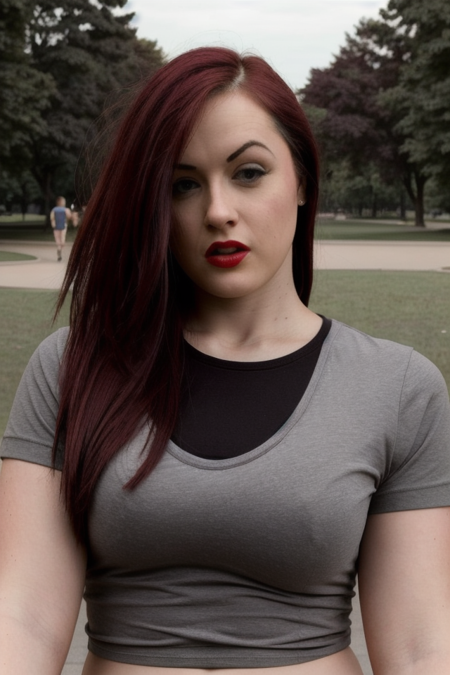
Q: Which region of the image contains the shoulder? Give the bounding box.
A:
[326,319,414,385]
[25,327,70,390]
[329,319,413,358]
[1,328,70,468]
[34,326,70,363]
[325,319,448,415]
[331,318,444,379]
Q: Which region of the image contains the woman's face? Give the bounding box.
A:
[170,91,305,302]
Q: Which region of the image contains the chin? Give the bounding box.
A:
[201,280,267,301]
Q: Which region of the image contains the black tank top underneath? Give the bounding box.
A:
[171,317,332,460]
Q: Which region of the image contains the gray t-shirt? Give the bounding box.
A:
[2,320,450,668]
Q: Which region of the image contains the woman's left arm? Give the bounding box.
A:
[358,507,450,675]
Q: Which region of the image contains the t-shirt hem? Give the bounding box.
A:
[369,484,450,514]
[0,436,61,470]
[87,637,351,668]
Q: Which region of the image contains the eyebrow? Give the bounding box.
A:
[226,141,273,162]
[175,163,197,170]
[174,140,273,171]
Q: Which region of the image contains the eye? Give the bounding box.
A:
[234,165,267,184]
[173,178,199,196]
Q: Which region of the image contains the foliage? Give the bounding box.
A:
[379,0,450,191]
[301,0,450,226]
[28,1,165,217]
[0,1,165,218]
[0,0,54,174]
[300,18,427,225]
[314,157,402,218]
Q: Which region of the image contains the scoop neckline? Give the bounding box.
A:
[166,319,341,470]
[183,316,331,371]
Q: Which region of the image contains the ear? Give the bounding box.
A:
[297,181,306,206]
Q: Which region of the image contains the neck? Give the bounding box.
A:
[184,281,322,362]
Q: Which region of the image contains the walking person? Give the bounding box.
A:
[50,196,73,261]
[1,47,450,675]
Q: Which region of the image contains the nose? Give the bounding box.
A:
[204,182,238,230]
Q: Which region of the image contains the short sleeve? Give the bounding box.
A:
[0,327,69,470]
[369,350,450,514]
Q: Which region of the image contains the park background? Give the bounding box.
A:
[0,2,449,673]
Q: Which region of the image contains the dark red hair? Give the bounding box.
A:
[55,47,320,540]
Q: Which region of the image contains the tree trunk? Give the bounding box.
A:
[20,182,28,220]
[402,171,427,227]
[399,190,406,220]
[371,192,378,219]
[414,173,426,227]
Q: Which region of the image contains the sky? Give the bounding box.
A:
[127,0,387,91]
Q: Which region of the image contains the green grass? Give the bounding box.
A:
[0,251,36,262]
[315,219,450,241]
[310,270,450,391]
[1,272,449,437]
[0,289,70,435]
[0,214,45,224]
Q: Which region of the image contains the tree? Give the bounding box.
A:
[26,0,165,219]
[0,0,54,185]
[300,18,430,226]
[379,0,450,194]
[301,0,450,226]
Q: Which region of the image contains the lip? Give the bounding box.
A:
[205,240,250,268]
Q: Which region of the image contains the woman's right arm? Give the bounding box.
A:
[0,458,86,675]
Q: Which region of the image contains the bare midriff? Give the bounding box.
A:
[82,648,364,675]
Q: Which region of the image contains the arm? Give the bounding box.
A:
[358,507,450,674]
[0,459,86,675]
[50,209,55,229]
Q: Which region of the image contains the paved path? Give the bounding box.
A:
[0,240,70,289]
[1,239,450,290]
[314,239,450,271]
[3,237,450,675]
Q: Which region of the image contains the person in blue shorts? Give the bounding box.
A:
[50,196,73,261]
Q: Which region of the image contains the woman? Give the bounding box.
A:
[1,47,449,675]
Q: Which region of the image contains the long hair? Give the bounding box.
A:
[55,47,320,541]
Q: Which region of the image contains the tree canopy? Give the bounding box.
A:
[380,0,450,189]
[300,0,450,225]
[0,0,165,217]
[0,0,54,172]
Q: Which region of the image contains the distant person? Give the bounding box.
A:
[50,196,73,261]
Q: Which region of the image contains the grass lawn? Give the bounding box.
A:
[0,214,45,224]
[0,289,70,435]
[0,271,449,437]
[316,219,450,241]
[309,270,450,391]
[0,251,36,262]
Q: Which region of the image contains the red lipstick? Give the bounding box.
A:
[205,240,250,268]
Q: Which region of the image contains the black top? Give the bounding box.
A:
[171,317,332,459]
